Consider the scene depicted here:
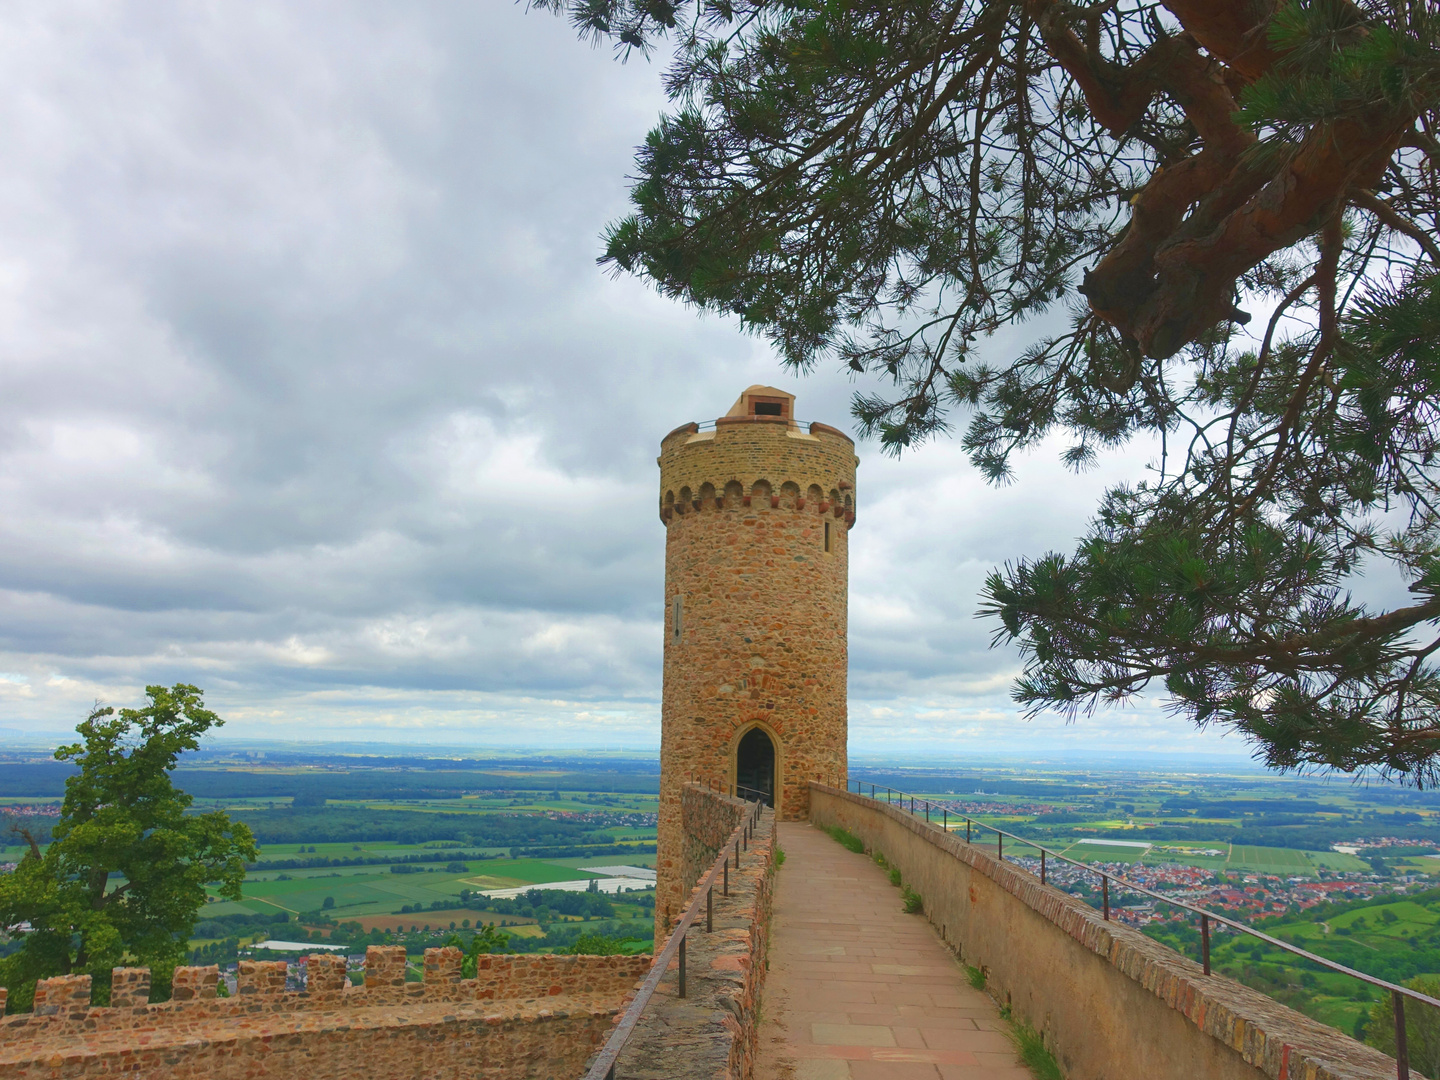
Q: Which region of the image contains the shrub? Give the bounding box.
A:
[1007,1020,1062,1080]
[902,887,923,914]
[822,825,864,854]
[565,933,636,955]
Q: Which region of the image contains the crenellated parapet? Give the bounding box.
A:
[1,949,651,1080]
[658,412,858,527]
[2,947,649,1036]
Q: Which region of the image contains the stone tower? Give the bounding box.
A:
[654,385,857,928]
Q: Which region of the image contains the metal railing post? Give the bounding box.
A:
[1396,990,1410,1080]
[707,887,713,933]
[943,808,948,832]
[1040,850,1046,885]
[678,933,687,999]
[1102,876,1110,921]
[966,819,971,843]
[998,832,1003,861]
[1201,914,1210,975]
[925,802,930,823]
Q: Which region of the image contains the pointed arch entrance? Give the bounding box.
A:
[735,726,776,808]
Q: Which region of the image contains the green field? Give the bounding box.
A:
[1059,841,1150,863]
[1228,845,1315,874]
[1310,850,1372,872]
[209,854,620,920]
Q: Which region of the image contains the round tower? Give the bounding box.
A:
[655,385,857,928]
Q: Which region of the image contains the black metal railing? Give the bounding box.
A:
[849,778,1438,1080]
[690,417,822,432]
[582,788,766,1080]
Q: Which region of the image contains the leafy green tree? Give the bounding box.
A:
[444,923,512,978]
[564,932,638,955]
[538,0,1440,782]
[1368,977,1440,1078]
[0,685,257,1010]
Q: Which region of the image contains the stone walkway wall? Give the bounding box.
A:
[811,782,1403,1080]
[680,783,750,912]
[609,785,777,1080]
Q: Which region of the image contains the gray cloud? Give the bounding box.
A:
[0,1,1249,759]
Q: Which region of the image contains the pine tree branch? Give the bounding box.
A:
[1350,188,1440,263]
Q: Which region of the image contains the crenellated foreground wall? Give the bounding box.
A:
[1,945,649,1079]
[608,785,777,1080]
[811,783,1403,1080]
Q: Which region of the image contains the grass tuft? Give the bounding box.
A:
[873,851,887,868]
[902,886,923,914]
[965,965,986,990]
[822,824,865,854]
[888,867,902,887]
[775,847,786,867]
[1007,1020,1063,1080]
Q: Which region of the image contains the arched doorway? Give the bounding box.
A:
[736,727,776,808]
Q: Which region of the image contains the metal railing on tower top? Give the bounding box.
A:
[848,777,1438,1080]
[689,418,829,433]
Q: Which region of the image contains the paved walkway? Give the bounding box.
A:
[755,822,1033,1080]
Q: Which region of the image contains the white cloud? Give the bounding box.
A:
[0,0,1252,761]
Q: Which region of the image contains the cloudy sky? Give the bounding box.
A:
[0,0,1260,759]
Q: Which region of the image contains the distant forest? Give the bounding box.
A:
[228,807,613,847]
[0,762,659,800]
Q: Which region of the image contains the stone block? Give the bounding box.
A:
[109,967,151,1008]
[424,946,463,983]
[306,953,348,993]
[237,960,287,996]
[33,974,91,1017]
[171,964,220,1001]
[365,944,408,988]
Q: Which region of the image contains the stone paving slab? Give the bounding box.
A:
[755,822,1035,1080]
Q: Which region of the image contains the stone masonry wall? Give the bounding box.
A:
[2,948,649,1080]
[611,786,778,1080]
[681,782,748,903]
[811,783,1405,1080]
[656,408,857,938]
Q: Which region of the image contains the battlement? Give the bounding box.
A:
[661,476,855,526]
[1,948,650,1080]
[658,392,858,528]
